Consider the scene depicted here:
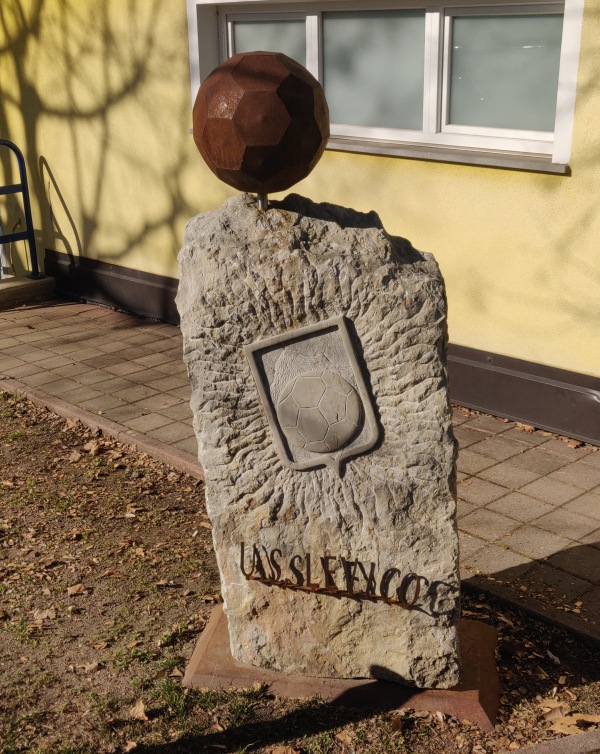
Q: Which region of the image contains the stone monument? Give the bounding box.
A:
[178,52,461,689]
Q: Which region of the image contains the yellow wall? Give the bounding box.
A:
[1,0,599,377]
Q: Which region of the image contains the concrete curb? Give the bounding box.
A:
[0,376,204,482]
[0,276,56,308]
[501,729,600,754]
[462,575,600,648]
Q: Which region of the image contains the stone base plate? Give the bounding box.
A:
[183,605,500,731]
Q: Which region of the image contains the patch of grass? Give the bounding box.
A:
[6,431,26,442]
[189,687,218,711]
[226,693,258,727]
[157,620,190,648]
[5,618,31,643]
[156,651,184,672]
[87,692,122,718]
[305,730,336,754]
[158,678,189,717]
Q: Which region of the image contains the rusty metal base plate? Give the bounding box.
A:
[183,605,500,731]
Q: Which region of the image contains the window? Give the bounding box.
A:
[186,0,584,171]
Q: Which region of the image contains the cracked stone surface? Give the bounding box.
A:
[177,193,460,688]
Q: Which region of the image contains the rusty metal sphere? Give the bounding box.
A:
[193,52,329,196]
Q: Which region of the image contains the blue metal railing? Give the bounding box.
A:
[0,139,42,279]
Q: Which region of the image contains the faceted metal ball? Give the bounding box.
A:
[193,51,329,195]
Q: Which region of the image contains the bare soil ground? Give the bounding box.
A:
[0,391,599,754]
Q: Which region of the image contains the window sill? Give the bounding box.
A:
[327,136,570,175]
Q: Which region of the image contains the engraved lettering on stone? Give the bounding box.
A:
[238,540,437,611]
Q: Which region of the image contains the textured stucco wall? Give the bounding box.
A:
[0,0,599,376]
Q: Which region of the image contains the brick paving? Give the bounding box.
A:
[0,298,599,641]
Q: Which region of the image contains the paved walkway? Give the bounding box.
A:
[1,298,599,643]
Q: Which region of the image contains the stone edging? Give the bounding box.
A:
[462,575,600,648]
[0,377,204,482]
[500,728,600,754]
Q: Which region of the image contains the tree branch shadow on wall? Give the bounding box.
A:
[0,0,205,321]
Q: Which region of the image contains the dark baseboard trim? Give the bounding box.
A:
[44,249,180,324]
[448,344,600,446]
[44,250,600,445]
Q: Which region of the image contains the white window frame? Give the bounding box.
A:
[186,0,584,171]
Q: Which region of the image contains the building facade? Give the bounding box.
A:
[0,0,598,441]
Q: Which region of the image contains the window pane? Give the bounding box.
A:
[232,20,306,66]
[323,10,425,130]
[449,15,563,131]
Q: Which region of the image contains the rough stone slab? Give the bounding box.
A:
[177,193,459,687]
[183,605,499,732]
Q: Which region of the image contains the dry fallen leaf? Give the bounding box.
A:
[266,747,301,754]
[83,439,102,456]
[549,722,585,735]
[128,700,149,722]
[127,639,143,649]
[38,556,58,569]
[67,583,85,597]
[390,715,404,732]
[549,714,600,735]
[123,743,138,753]
[538,699,565,709]
[542,704,570,721]
[515,423,535,433]
[566,439,584,448]
[496,613,515,628]
[33,608,56,621]
[335,730,353,744]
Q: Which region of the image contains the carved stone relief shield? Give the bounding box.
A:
[244,316,380,473]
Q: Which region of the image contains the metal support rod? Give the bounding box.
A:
[0,138,42,279]
[257,193,269,211]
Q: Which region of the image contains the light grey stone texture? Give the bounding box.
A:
[177,193,460,688]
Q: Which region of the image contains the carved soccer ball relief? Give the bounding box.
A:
[276,370,363,454]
